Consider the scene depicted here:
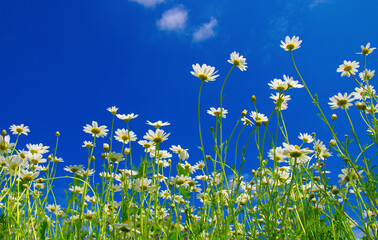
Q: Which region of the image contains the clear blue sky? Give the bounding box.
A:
[1,0,377,217]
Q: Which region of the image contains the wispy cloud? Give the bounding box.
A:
[157,6,188,31]
[129,0,164,8]
[310,0,328,8]
[192,18,217,42]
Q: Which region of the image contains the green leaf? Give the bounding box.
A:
[178,186,190,199]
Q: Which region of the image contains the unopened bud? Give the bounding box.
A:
[206,155,212,160]
[101,153,106,159]
[210,127,214,132]
[1,130,6,137]
[168,159,172,164]
[331,114,337,120]
[241,110,247,117]
[91,156,95,161]
[251,95,256,102]
[103,143,109,152]
[329,139,336,147]
[256,120,262,126]
[124,148,130,155]
[356,102,367,111]
[332,187,339,195]
[251,169,256,175]
[109,164,114,169]
[55,131,60,137]
[48,155,52,161]
[263,121,268,127]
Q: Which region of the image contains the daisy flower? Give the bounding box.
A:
[268,78,288,91]
[357,43,376,55]
[143,129,170,144]
[26,143,50,154]
[250,111,268,126]
[170,145,189,160]
[337,60,359,77]
[107,106,118,115]
[268,147,287,162]
[241,117,253,126]
[353,85,375,100]
[9,124,30,136]
[114,129,137,143]
[328,92,355,110]
[228,51,247,71]
[146,120,170,129]
[359,69,375,81]
[298,133,314,143]
[149,149,172,159]
[282,142,313,163]
[283,74,303,88]
[82,141,93,148]
[207,107,228,118]
[116,113,138,123]
[64,165,85,174]
[280,36,302,51]
[270,93,291,110]
[83,121,108,138]
[133,178,152,192]
[191,64,219,82]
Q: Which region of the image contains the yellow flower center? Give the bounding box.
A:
[91,127,101,135]
[344,65,353,72]
[233,59,240,66]
[176,179,186,185]
[286,43,295,50]
[276,86,287,91]
[362,48,370,55]
[16,128,23,133]
[198,73,209,81]
[153,136,163,143]
[30,149,38,154]
[337,99,348,107]
[121,135,129,141]
[23,175,33,181]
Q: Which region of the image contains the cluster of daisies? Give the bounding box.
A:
[0,37,377,239]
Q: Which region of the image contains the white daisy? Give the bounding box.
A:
[268,78,288,91]
[83,121,108,138]
[170,145,189,160]
[250,111,268,126]
[328,92,355,110]
[337,60,359,77]
[26,143,50,154]
[298,133,314,143]
[357,43,376,55]
[116,113,138,122]
[353,85,375,100]
[143,129,170,144]
[228,51,247,71]
[359,69,375,81]
[283,74,303,88]
[146,120,170,129]
[191,64,219,82]
[9,124,30,136]
[270,93,291,110]
[114,129,137,143]
[282,142,313,163]
[207,107,228,118]
[107,106,118,115]
[280,36,302,51]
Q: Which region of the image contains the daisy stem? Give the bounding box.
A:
[290,50,345,154]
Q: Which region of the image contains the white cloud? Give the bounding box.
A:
[157,6,188,31]
[310,0,328,8]
[193,18,217,42]
[129,0,164,8]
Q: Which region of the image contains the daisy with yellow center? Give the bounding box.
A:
[357,42,376,55]
[83,121,108,138]
[143,129,170,144]
[107,106,118,115]
[280,36,302,51]
[228,51,247,71]
[336,60,359,77]
[9,124,30,136]
[146,120,170,129]
[114,128,137,143]
[191,63,219,82]
[328,92,355,110]
[282,143,313,163]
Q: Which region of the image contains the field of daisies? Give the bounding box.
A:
[1,36,378,239]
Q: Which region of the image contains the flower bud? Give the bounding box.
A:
[124,148,130,155]
[206,155,212,160]
[332,187,339,195]
[329,139,336,147]
[241,110,247,117]
[103,143,109,152]
[48,155,52,161]
[1,130,6,137]
[251,95,256,102]
[101,153,106,159]
[91,156,95,161]
[331,114,337,120]
[55,131,60,137]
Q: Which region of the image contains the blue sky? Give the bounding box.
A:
[1,1,378,231]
